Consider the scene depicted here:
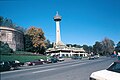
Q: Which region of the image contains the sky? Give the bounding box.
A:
[0,0,120,46]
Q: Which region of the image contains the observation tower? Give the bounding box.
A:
[54,11,65,47]
[46,11,87,58]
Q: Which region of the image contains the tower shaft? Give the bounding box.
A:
[56,21,61,44]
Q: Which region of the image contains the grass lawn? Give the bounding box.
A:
[0,54,47,63]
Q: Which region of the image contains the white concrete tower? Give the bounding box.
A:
[54,11,64,46]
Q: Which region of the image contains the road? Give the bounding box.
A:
[1,57,117,80]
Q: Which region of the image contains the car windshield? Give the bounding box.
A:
[107,62,120,73]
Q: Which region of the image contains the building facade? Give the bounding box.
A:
[0,27,24,51]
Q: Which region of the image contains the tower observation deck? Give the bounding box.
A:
[54,11,61,21]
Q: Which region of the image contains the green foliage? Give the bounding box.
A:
[24,34,34,52]
[82,45,91,53]
[102,38,115,55]
[82,45,88,51]
[93,38,115,56]
[115,41,120,53]
[0,41,13,54]
[0,54,47,62]
[14,51,33,54]
[93,41,103,55]
[66,44,82,48]
[0,16,25,32]
[72,44,81,48]
[24,26,46,54]
[0,16,3,26]
[45,39,53,49]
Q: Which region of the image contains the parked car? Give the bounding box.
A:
[45,56,59,63]
[88,56,95,60]
[9,60,24,68]
[46,57,52,63]
[0,61,11,72]
[51,57,58,63]
[88,54,99,60]
[25,59,43,66]
[8,61,19,70]
[37,59,50,64]
[88,54,95,60]
[31,59,43,65]
[94,54,100,59]
[58,57,64,62]
[90,61,120,80]
[39,59,45,63]
[117,53,120,60]
[25,62,33,66]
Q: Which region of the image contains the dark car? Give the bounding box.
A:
[90,61,120,80]
[8,60,24,69]
[8,61,21,70]
[51,57,58,63]
[117,55,120,60]
[31,60,43,65]
[107,60,120,73]
[8,61,18,70]
[46,56,58,63]
[0,61,11,72]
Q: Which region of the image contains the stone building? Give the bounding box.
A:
[0,26,24,51]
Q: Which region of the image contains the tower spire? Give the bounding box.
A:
[56,11,59,16]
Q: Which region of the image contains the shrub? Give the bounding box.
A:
[0,41,13,54]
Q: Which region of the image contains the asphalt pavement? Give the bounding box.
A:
[1,56,117,80]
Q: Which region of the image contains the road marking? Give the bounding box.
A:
[32,68,57,74]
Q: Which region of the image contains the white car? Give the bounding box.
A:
[90,61,120,80]
[94,54,100,59]
[58,57,64,61]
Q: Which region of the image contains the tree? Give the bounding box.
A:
[115,41,120,53]
[89,46,93,53]
[93,41,103,55]
[72,44,81,48]
[82,45,89,53]
[0,41,13,54]
[45,39,53,49]
[2,18,13,27]
[66,44,72,47]
[0,16,3,26]
[102,38,115,55]
[0,17,25,32]
[25,26,46,54]
[66,44,81,48]
[24,34,34,52]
